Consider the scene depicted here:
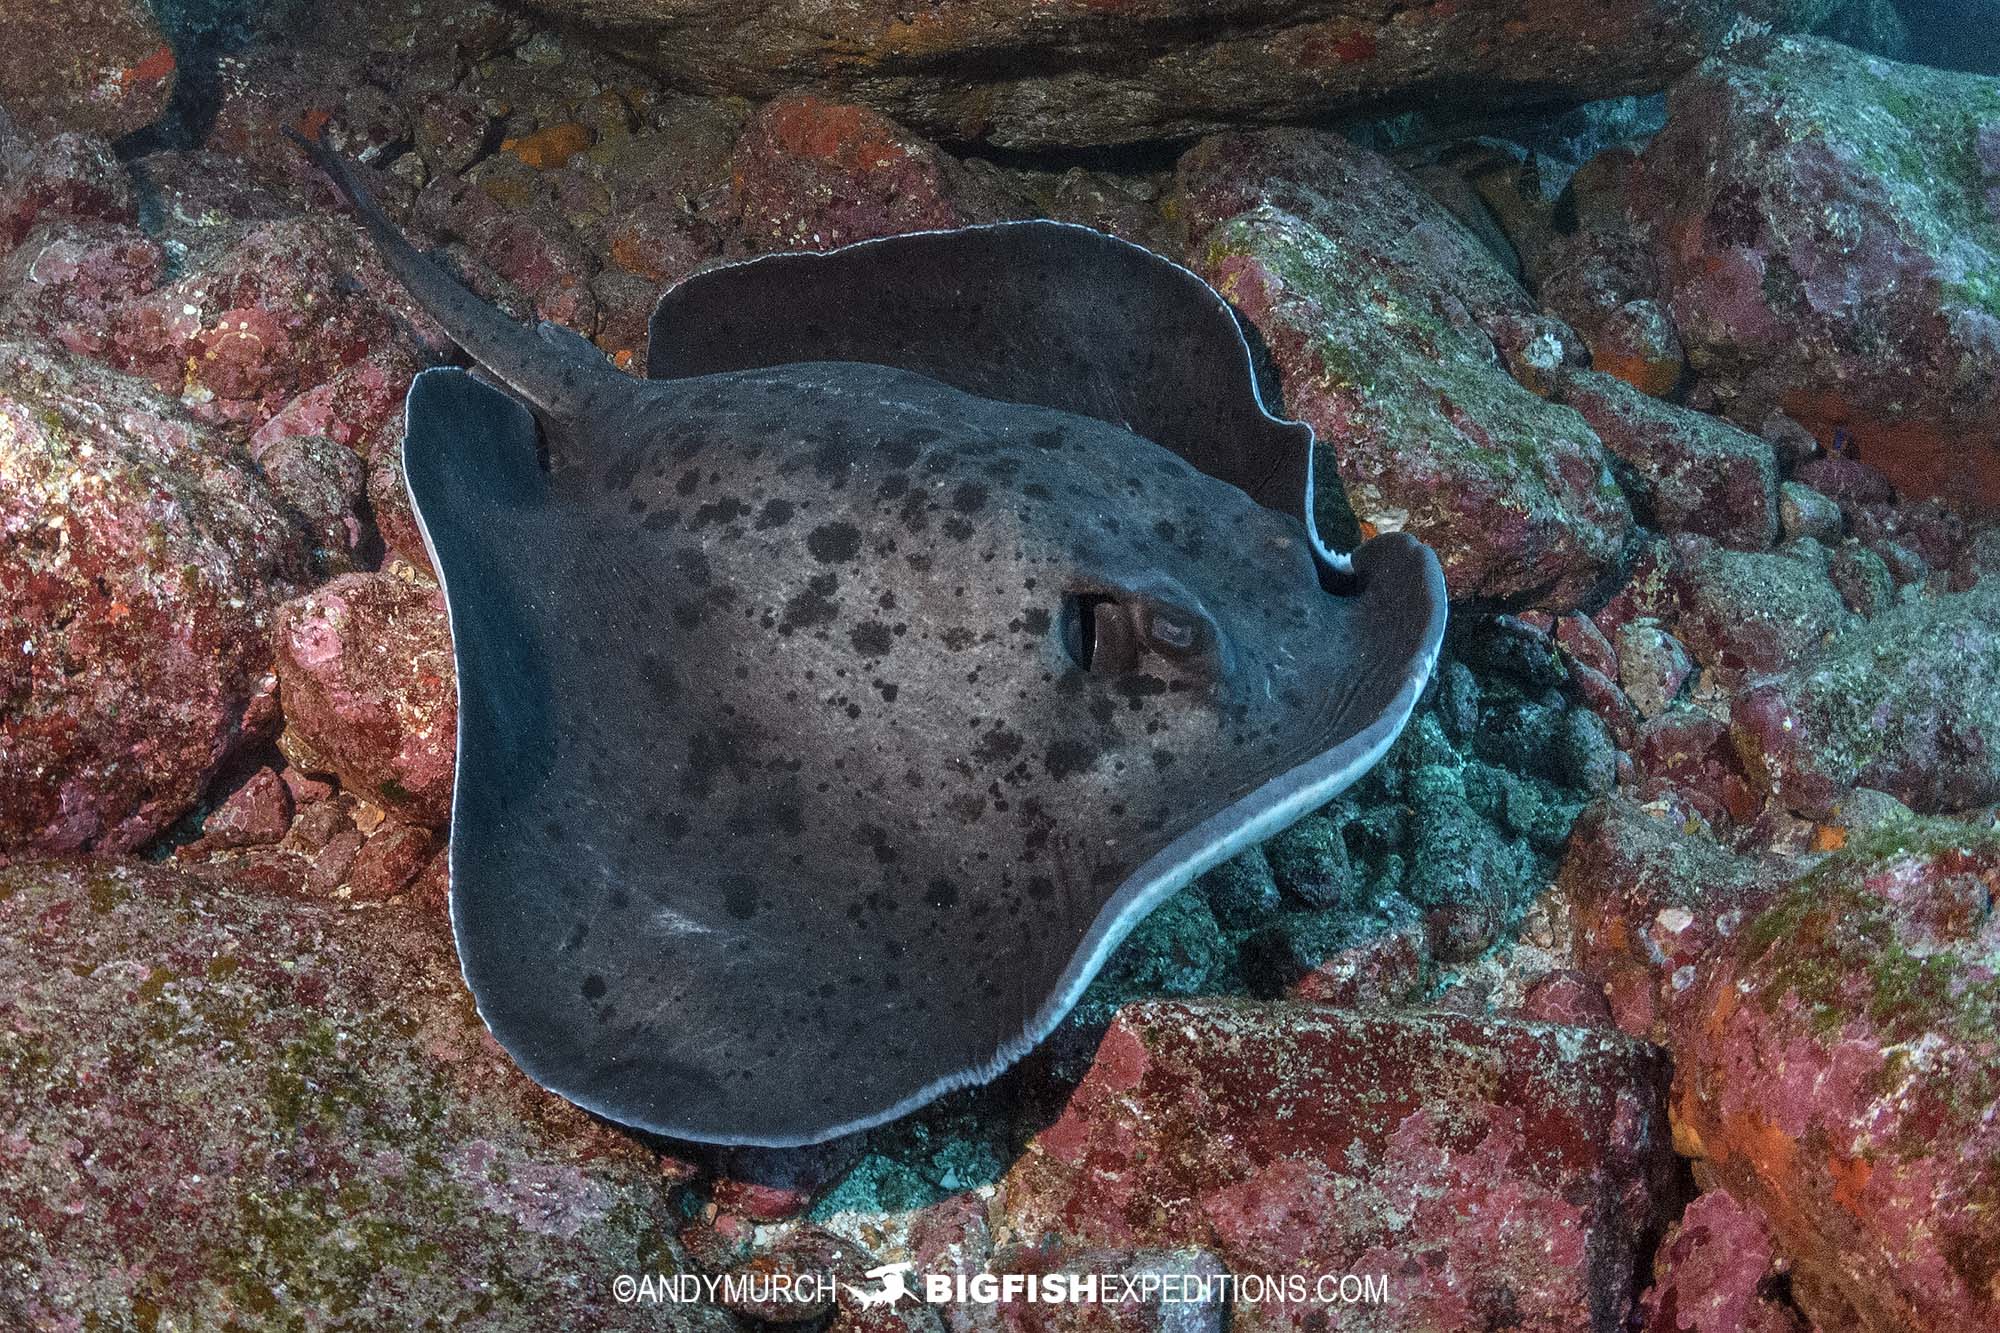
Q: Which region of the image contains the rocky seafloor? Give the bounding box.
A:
[3,0,2000,1329]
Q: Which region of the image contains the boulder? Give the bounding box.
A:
[1671,819,2000,1331]
[1175,130,1631,609]
[999,999,1677,1331]
[1730,579,2000,819]
[0,856,723,1330]
[505,0,1738,149]
[0,342,312,851]
[273,572,457,827]
[0,2,174,138]
[1629,37,2000,506]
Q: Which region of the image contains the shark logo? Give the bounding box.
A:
[847,1261,918,1308]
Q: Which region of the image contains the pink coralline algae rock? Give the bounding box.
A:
[1730,578,2000,820]
[1558,798,1777,1043]
[1629,37,2000,506]
[0,220,166,360]
[0,2,175,137]
[997,1000,1677,1332]
[1639,1189,1809,1333]
[1634,712,1765,835]
[200,766,295,849]
[0,856,719,1331]
[103,215,443,435]
[249,346,421,462]
[274,572,457,827]
[1552,368,1778,549]
[1174,130,1631,610]
[0,342,313,852]
[1671,821,2000,1332]
[0,130,138,252]
[728,95,1023,253]
[1664,536,1851,686]
[506,0,1737,150]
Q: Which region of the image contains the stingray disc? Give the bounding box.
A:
[291,131,1446,1147]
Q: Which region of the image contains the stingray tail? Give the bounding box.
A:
[283,126,606,421]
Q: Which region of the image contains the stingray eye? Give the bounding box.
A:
[1142,604,1211,659]
[1061,593,1140,674]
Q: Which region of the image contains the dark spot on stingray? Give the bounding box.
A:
[974,723,1025,763]
[644,644,684,704]
[780,572,840,634]
[811,434,862,478]
[672,548,712,585]
[850,621,894,657]
[1044,737,1100,780]
[722,875,760,920]
[755,498,796,529]
[951,482,988,514]
[926,878,960,909]
[544,819,565,843]
[878,473,909,500]
[298,131,1446,1148]
[1117,673,1170,700]
[807,520,863,563]
[581,975,607,1000]
[692,496,749,529]
[873,679,899,702]
[675,468,701,496]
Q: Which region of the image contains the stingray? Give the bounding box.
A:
[290,131,1447,1147]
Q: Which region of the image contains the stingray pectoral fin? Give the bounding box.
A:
[402,367,556,812]
[646,221,1314,535]
[402,367,548,520]
[1347,530,1450,710]
[1013,529,1447,1069]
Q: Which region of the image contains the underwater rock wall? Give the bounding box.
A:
[2,1,1998,1329]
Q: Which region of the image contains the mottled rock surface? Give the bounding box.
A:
[507,0,1737,149]
[1638,1189,1808,1333]
[0,856,723,1331]
[728,94,1023,252]
[1176,130,1630,609]
[1665,537,1850,685]
[1554,368,1778,548]
[1630,36,2000,505]
[1560,798,1777,1042]
[1731,579,2000,818]
[0,341,312,852]
[0,1,175,137]
[999,1000,1677,1331]
[273,572,457,827]
[1671,821,2000,1331]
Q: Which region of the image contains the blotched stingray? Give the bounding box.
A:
[292,131,1447,1147]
